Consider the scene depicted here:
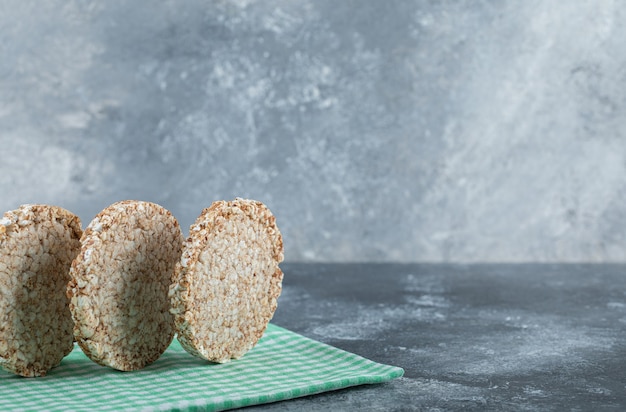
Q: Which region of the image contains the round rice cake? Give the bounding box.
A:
[0,204,82,377]
[67,200,184,371]
[169,198,284,363]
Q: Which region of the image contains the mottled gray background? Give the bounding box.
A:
[0,1,625,262]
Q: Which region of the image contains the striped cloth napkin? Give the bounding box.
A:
[0,324,403,411]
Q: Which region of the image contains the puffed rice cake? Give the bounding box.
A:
[0,204,82,377]
[67,200,184,371]
[169,198,284,363]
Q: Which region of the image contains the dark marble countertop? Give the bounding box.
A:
[247,263,626,411]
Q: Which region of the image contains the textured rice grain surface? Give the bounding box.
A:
[67,200,184,371]
[170,198,284,363]
[0,204,82,377]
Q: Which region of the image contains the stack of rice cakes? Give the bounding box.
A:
[0,198,283,376]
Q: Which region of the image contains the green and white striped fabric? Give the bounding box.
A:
[0,324,404,411]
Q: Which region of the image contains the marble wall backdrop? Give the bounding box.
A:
[1,1,624,262]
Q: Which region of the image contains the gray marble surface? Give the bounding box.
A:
[259,263,626,411]
[2,1,626,262]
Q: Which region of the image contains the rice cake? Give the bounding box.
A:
[67,200,183,371]
[169,198,284,363]
[0,204,82,377]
